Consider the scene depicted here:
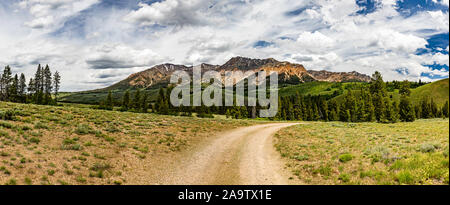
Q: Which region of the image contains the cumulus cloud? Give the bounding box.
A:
[124,0,209,27]
[296,31,335,53]
[433,0,450,6]
[86,44,169,69]
[19,0,100,29]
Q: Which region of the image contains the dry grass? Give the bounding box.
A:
[275,119,449,185]
[0,102,259,185]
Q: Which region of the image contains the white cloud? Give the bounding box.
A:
[433,0,450,6]
[124,0,209,27]
[0,0,449,91]
[296,31,335,53]
[24,16,54,28]
[86,44,169,69]
[19,0,100,29]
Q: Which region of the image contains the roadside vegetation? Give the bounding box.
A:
[275,119,449,185]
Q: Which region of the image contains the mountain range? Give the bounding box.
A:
[61,56,375,104]
[103,56,371,91]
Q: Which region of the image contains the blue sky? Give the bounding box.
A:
[0,0,448,91]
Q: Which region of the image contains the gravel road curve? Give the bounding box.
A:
[157,123,299,185]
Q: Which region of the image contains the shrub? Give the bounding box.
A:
[76,175,87,183]
[0,130,9,138]
[64,170,74,175]
[47,170,55,176]
[105,125,120,133]
[419,143,436,153]
[5,178,17,185]
[28,137,40,144]
[0,109,16,121]
[292,154,309,161]
[61,138,82,150]
[21,125,32,131]
[90,162,112,172]
[0,121,13,129]
[74,124,93,135]
[338,173,350,183]
[395,171,414,184]
[61,143,82,151]
[313,164,332,176]
[24,177,32,185]
[34,122,49,129]
[339,154,353,163]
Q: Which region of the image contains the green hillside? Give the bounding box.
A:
[279,81,337,97]
[61,78,448,106]
[60,89,160,105]
[278,81,368,97]
[410,78,449,106]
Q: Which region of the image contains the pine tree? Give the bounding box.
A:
[328,99,339,121]
[345,110,351,122]
[156,88,169,114]
[329,109,337,121]
[225,109,231,118]
[421,97,430,118]
[53,71,61,103]
[443,101,449,118]
[356,99,365,122]
[1,65,12,101]
[312,103,320,121]
[19,73,27,103]
[430,98,438,118]
[339,107,349,122]
[0,73,3,100]
[28,78,35,98]
[240,106,248,119]
[10,74,19,102]
[106,91,113,110]
[133,89,141,110]
[369,71,388,122]
[367,101,376,122]
[140,92,148,113]
[122,90,130,111]
[275,96,283,120]
[384,97,396,123]
[321,100,329,121]
[34,65,44,104]
[373,92,386,122]
[398,81,414,122]
[414,105,421,119]
[43,65,52,104]
[399,80,411,96]
[370,71,387,97]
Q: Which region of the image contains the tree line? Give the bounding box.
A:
[272,71,448,122]
[101,71,449,123]
[99,87,216,118]
[0,65,61,105]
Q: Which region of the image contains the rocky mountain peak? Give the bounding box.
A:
[220,56,280,70]
[102,56,372,90]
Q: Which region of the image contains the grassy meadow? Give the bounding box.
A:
[275,119,449,185]
[1,100,448,185]
[0,101,257,185]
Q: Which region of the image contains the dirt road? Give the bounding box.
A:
[157,123,299,185]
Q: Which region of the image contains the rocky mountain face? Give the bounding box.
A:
[307,70,372,82]
[103,56,371,90]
